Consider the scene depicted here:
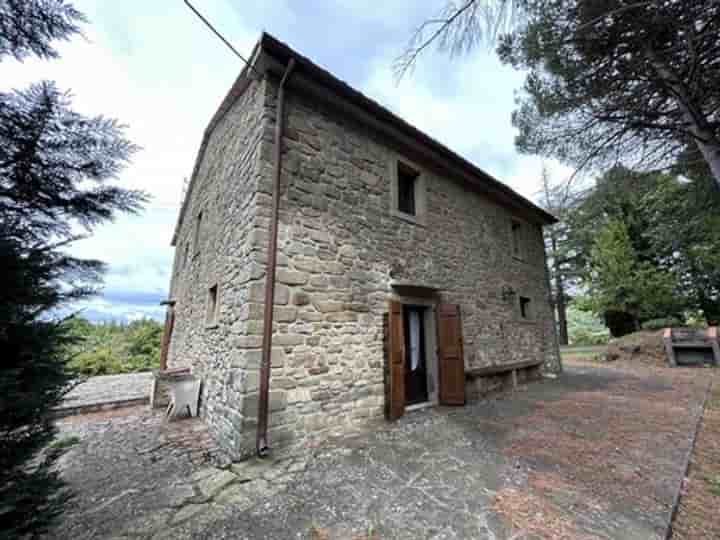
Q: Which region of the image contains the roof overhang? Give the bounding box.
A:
[256,33,557,226]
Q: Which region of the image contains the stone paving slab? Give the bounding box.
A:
[56,372,153,415]
[45,363,711,539]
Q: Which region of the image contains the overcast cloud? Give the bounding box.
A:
[1,0,570,322]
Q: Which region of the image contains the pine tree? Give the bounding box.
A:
[0,0,85,61]
[401,1,720,190]
[0,2,145,536]
[537,165,580,345]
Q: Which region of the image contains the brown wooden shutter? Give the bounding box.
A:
[438,303,465,405]
[388,300,405,420]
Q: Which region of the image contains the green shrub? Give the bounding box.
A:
[641,317,683,331]
[63,317,162,376]
[567,305,610,345]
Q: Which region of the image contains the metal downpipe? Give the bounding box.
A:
[257,58,296,457]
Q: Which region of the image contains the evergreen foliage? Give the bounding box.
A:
[64,317,162,376]
[499,0,720,188]
[566,305,609,345]
[0,0,85,62]
[0,1,144,536]
[583,219,682,336]
[404,1,720,187]
[564,165,720,335]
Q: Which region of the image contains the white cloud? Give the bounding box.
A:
[0,0,262,320]
[360,45,574,201]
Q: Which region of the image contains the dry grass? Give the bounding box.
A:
[670,383,720,539]
[506,372,705,514]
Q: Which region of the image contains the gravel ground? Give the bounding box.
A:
[45,361,712,540]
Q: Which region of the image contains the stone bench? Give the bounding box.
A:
[466,359,544,398]
[663,327,719,367]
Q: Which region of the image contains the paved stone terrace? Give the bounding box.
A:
[47,362,711,539]
[56,372,153,416]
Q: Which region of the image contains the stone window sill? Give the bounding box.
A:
[205,323,219,330]
[391,209,426,227]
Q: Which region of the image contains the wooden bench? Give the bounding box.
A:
[466,359,544,390]
[663,327,719,367]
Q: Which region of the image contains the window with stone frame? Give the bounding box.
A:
[182,241,190,268]
[391,158,426,225]
[519,296,531,319]
[397,162,418,216]
[193,211,203,256]
[511,220,523,259]
[206,284,219,327]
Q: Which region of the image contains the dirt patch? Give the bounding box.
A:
[506,374,703,515]
[495,360,711,538]
[494,483,602,540]
[606,330,667,366]
[670,383,720,539]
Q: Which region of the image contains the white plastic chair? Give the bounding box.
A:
[165,376,201,419]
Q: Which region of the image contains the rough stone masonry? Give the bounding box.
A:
[167,36,561,459]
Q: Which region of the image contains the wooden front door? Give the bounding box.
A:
[403,305,428,405]
[438,303,465,405]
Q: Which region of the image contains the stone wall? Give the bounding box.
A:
[168,72,560,459]
[167,76,273,456]
[241,78,560,454]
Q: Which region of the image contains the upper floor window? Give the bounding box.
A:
[519,296,531,319]
[511,220,522,259]
[194,211,203,255]
[182,241,190,268]
[391,157,426,226]
[397,162,418,216]
[206,284,219,327]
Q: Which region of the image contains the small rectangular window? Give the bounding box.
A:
[520,296,531,319]
[182,241,190,268]
[206,284,219,326]
[397,162,418,216]
[194,211,203,255]
[511,221,522,258]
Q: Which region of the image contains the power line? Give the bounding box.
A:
[183,0,262,77]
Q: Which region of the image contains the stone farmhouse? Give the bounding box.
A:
[165,33,561,459]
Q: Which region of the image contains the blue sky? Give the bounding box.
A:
[2,1,569,322]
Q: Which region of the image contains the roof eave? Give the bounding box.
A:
[257,33,558,226]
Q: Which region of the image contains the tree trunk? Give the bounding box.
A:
[699,293,720,327]
[646,48,720,191]
[692,137,720,192]
[552,235,569,345]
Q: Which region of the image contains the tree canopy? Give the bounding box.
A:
[0,0,85,62]
[403,1,720,189]
[558,165,720,335]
